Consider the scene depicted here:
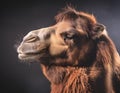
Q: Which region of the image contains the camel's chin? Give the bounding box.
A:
[18,53,41,62]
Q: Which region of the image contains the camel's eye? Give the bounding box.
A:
[60,31,77,45]
[61,32,75,40]
[65,33,75,40]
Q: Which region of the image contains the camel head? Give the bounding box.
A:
[17,7,106,66]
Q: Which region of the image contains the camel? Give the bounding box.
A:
[17,7,120,93]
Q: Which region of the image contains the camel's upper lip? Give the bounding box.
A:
[18,51,40,59]
[18,48,47,57]
[18,51,40,55]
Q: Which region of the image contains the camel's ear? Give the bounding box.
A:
[90,23,105,39]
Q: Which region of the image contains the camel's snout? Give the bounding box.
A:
[17,27,54,61]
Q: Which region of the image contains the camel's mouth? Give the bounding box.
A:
[17,48,47,61]
[18,52,39,58]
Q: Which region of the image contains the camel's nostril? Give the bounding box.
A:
[24,35,39,43]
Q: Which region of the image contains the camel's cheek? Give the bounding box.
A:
[49,34,68,56]
[49,44,68,56]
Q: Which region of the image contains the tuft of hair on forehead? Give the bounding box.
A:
[55,6,97,25]
[55,6,78,22]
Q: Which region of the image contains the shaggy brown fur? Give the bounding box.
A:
[17,6,120,93]
[41,7,120,93]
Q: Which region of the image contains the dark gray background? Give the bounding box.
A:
[1,0,120,93]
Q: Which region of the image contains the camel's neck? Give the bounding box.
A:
[50,67,91,93]
[41,64,109,93]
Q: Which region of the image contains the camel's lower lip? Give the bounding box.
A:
[18,52,40,60]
